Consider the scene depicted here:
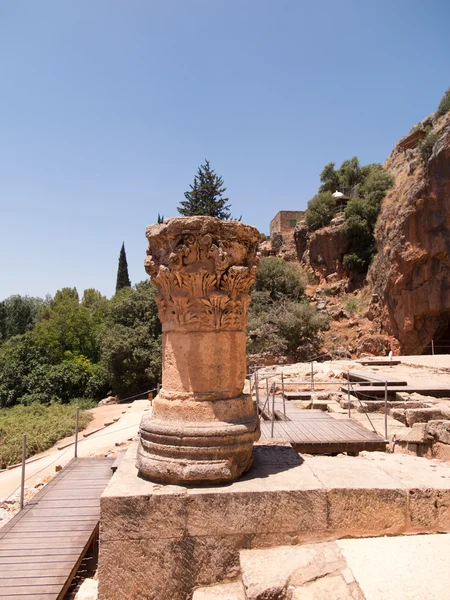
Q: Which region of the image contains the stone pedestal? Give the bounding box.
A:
[136,216,261,484]
[99,444,450,600]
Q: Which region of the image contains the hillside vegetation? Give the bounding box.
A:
[305,157,394,275]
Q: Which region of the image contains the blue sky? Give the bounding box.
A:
[1,0,449,299]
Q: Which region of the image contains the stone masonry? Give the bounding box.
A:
[136,216,261,484]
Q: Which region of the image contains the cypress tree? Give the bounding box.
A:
[178,159,231,219]
[116,243,131,294]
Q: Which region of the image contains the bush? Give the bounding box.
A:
[247,300,329,360]
[253,257,305,301]
[436,88,450,118]
[305,192,335,231]
[418,132,439,163]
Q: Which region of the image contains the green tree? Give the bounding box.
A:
[116,243,131,294]
[178,159,231,219]
[305,191,335,231]
[99,281,162,397]
[0,295,43,341]
[33,288,102,363]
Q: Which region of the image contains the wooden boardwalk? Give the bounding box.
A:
[0,457,114,600]
[259,396,386,454]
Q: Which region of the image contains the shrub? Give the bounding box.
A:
[305,192,335,231]
[417,132,439,163]
[247,299,329,360]
[253,257,305,301]
[436,88,450,118]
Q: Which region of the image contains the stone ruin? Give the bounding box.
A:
[136,216,261,484]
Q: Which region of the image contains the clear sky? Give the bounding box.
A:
[1,0,449,299]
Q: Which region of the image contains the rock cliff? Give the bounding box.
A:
[368,111,450,354]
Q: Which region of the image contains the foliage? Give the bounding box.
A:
[0,280,162,408]
[115,243,131,294]
[33,288,104,363]
[247,299,329,360]
[178,159,231,219]
[99,281,162,397]
[253,257,305,301]
[436,88,450,118]
[305,192,335,231]
[417,132,439,164]
[308,157,394,276]
[0,295,43,342]
[157,213,164,224]
[260,233,269,242]
[0,402,93,469]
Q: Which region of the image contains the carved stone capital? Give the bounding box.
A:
[144,217,260,332]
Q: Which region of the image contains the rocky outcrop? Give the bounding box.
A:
[294,215,349,281]
[368,112,450,354]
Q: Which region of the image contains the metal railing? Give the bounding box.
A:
[248,366,390,442]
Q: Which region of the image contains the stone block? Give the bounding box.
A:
[390,408,406,424]
[408,489,450,532]
[426,419,450,444]
[192,581,246,600]
[405,407,450,427]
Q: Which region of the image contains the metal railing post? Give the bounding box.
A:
[266,378,269,398]
[74,407,79,458]
[384,380,388,441]
[255,371,260,416]
[431,339,435,355]
[310,361,314,392]
[347,372,351,419]
[20,434,26,510]
[157,382,161,395]
[281,372,286,417]
[271,383,275,438]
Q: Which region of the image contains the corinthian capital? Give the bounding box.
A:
[144,216,260,333]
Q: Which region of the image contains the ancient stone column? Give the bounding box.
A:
[136,216,261,484]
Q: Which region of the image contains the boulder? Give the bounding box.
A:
[98,395,119,407]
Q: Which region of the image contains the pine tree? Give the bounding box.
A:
[178,159,231,219]
[115,243,131,294]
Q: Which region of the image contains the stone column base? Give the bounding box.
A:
[136,396,260,484]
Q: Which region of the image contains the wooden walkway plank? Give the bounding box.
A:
[0,457,114,600]
[258,397,387,453]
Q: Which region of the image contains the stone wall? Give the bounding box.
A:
[270,211,305,237]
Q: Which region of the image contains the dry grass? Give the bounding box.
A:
[0,402,94,469]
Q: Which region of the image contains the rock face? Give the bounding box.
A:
[136,216,261,484]
[368,112,450,353]
[294,215,349,282]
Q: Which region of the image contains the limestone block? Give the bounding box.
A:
[193,581,246,600]
[291,574,365,600]
[405,407,450,427]
[390,408,406,424]
[240,543,342,600]
[426,419,450,444]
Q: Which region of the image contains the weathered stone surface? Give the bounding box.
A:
[240,543,343,600]
[338,534,450,600]
[426,419,450,444]
[405,407,450,427]
[368,111,450,353]
[291,574,364,600]
[192,581,246,600]
[136,216,261,484]
[99,446,450,599]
